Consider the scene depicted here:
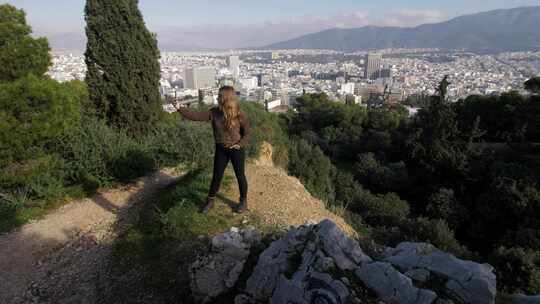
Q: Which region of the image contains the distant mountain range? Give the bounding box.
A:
[265,6,540,53]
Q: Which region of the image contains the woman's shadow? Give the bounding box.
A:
[217,194,240,212]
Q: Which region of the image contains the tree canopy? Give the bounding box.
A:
[0,4,51,82]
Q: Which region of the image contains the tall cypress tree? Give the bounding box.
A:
[85,0,161,135]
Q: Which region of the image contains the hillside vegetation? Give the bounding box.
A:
[283,87,540,295]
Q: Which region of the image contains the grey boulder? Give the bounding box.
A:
[239,220,370,303]
[355,262,438,304]
[384,242,496,304]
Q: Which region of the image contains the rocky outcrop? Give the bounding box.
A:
[383,242,497,304]
[189,226,261,303]
[238,220,371,304]
[190,220,501,304]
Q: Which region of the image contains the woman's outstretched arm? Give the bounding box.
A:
[177,106,212,122]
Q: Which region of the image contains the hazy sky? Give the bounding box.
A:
[3,0,540,50]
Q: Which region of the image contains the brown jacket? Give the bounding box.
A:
[178,107,251,148]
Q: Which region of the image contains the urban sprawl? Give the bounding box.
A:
[49,49,540,113]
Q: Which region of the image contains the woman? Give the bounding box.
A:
[174,86,250,214]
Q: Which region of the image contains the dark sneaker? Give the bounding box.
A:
[201,197,215,214]
[236,199,248,214]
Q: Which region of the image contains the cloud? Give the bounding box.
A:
[40,9,449,51]
[379,9,448,27]
[154,9,447,49]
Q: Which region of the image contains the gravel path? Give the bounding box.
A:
[0,169,183,304]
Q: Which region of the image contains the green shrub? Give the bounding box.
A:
[490,247,540,295]
[240,101,289,167]
[426,188,467,229]
[502,228,540,251]
[0,189,27,221]
[334,171,410,227]
[146,113,214,169]
[0,155,66,200]
[0,75,83,166]
[360,192,410,227]
[55,117,153,187]
[371,217,470,258]
[288,138,336,203]
[108,149,156,183]
[355,152,410,193]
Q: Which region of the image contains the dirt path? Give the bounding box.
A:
[0,169,183,304]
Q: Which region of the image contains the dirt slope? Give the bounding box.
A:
[225,143,356,236]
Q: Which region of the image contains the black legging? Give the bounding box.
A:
[208,144,248,200]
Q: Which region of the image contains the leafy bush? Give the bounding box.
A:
[0,75,83,166]
[490,247,540,295]
[372,217,470,258]
[288,138,336,203]
[55,117,153,186]
[348,191,409,228]
[0,155,66,200]
[334,170,409,226]
[240,101,289,167]
[0,190,27,223]
[502,228,540,251]
[409,217,470,257]
[426,188,467,229]
[469,176,540,252]
[108,149,156,183]
[146,113,214,169]
[355,152,410,193]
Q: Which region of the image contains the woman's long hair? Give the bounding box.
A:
[218,86,240,129]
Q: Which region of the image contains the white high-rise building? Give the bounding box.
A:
[184,67,216,89]
[239,77,258,90]
[340,82,355,95]
[226,56,241,79]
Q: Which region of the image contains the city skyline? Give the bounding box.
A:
[3,0,540,51]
